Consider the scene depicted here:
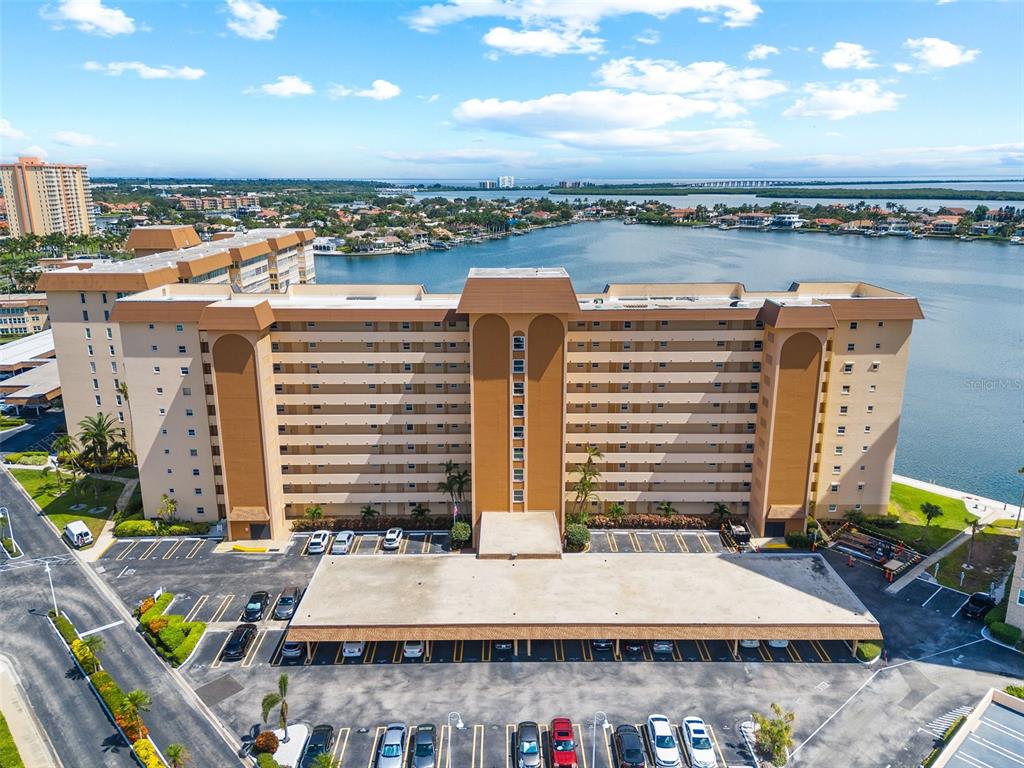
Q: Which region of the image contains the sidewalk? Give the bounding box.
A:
[0,654,62,768]
[79,477,138,563]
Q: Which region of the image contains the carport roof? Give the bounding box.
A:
[287,552,882,642]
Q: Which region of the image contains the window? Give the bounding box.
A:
[196,507,205,515]
[874,342,881,350]
[846,343,855,352]
[189,448,198,457]
[89,362,97,374]
[192,469,200,476]
[105,327,112,340]
[108,345,115,356]
[842,385,851,395]
[513,447,524,461]
[513,425,524,439]
[866,405,874,414]
[175,324,184,332]
[153,366,161,374]
[79,292,86,304]
[513,489,524,503]
[179,367,189,375]
[513,404,524,418]
[94,395,102,406]
[862,445,869,452]
[830,483,840,492]
[849,322,858,330]
[837,426,846,435]
[151,345,158,352]
[182,387,191,396]
[187,428,197,437]
[857,482,865,491]
[158,407,166,416]
[513,469,524,482]
[82,310,89,322]
[167,468,173,475]
[839,405,848,415]
[877,321,884,327]
[834,446,844,455]
[870,361,880,371]
[512,335,525,351]
[194,488,203,496]
[92,378,99,390]
[177,345,186,354]
[828,504,838,512]
[84,327,92,339]
[512,359,525,374]
[843,363,854,373]
[185,408,194,417]
[110,362,117,373]
[513,382,524,396]
[864,425,872,433]
[87,344,94,356]
[868,384,876,392]
[148,323,155,330]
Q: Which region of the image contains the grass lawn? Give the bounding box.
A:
[8,468,123,544]
[882,482,977,554]
[936,519,1021,594]
[0,712,26,768]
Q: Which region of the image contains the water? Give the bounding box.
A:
[316,221,1024,505]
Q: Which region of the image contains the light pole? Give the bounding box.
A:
[447,711,464,768]
[591,711,607,768]
[45,562,59,616]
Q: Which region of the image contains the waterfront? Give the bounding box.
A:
[316,220,1024,505]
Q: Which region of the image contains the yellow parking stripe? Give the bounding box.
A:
[786,642,802,662]
[183,594,208,623]
[363,641,378,664]
[694,639,712,662]
[628,532,641,552]
[367,727,384,768]
[269,635,286,666]
[505,725,514,768]
[603,723,615,768]
[437,725,450,768]
[641,642,653,661]
[241,630,267,667]
[115,540,141,561]
[392,641,404,664]
[555,639,565,662]
[810,639,832,662]
[708,725,727,767]
[607,532,618,552]
[351,535,363,554]
[161,539,185,559]
[482,641,492,662]
[582,641,593,662]
[210,594,235,623]
[453,640,464,663]
[574,724,588,768]
[374,535,383,554]
[758,642,773,662]
[674,533,689,553]
[472,725,484,768]
[422,534,431,554]
[333,642,346,665]
[697,533,713,553]
[652,533,666,553]
[185,539,204,559]
[304,641,319,665]
[399,536,409,555]
[210,632,231,669]
[333,726,350,766]
[138,539,162,560]
[424,640,433,664]
[672,641,683,662]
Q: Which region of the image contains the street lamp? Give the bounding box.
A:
[447,711,464,768]
[591,711,607,768]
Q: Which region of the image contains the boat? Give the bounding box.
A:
[959,235,976,242]
[429,240,450,249]
[623,217,637,225]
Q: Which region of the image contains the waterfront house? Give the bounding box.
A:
[943,207,969,216]
[875,218,912,235]
[716,214,739,227]
[839,219,873,233]
[771,213,805,229]
[930,216,960,235]
[969,221,1001,236]
[737,212,771,228]
[670,207,697,221]
[812,218,842,230]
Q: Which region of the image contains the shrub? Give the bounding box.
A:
[1005,685,1024,699]
[133,738,164,768]
[137,597,155,617]
[990,622,1022,646]
[985,603,1007,626]
[588,513,707,530]
[172,622,207,665]
[147,616,170,634]
[158,625,186,652]
[290,514,455,533]
[863,515,898,529]
[565,523,590,552]
[115,519,158,537]
[784,532,810,549]
[51,612,79,644]
[114,711,148,743]
[138,593,174,623]
[0,416,26,429]
[450,521,471,549]
[255,730,280,754]
[89,670,126,715]
[4,451,48,465]
[2,537,21,556]
[71,639,99,672]
[257,754,283,768]
[855,641,882,662]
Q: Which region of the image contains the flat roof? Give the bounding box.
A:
[477,512,563,558]
[287,553,881,643]
[0,359,61,403]
[0,330,54,368]
[933,690,1024,767]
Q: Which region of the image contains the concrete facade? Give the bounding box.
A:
[1006,531,1024,631]
[0,156,94,236]
[0,293,49,336]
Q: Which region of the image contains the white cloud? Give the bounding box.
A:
[328,80,401,100]
[783,79,902,120]
[893,63,913,73]
[634,28,660,45]
[54,130,106,147]
[0,119,27,141]
[248,75,314,97]
[452,89,776,153]
[42,0,135,35]
[596,57,786,102]
[936,0,956,5]
[420,94,441,103]
[759,142,1023,173]
[225,0,283,40]
[21,145,49,159]
[382,148,537,164]
[83,60,206,80]
[746,44,778,60]
[904,37,978,69]
[483,26,602,55]
[821,42,877,70]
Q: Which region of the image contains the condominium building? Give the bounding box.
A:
[498,176,515,189]
[0,156,95,236]
[0,293,49,335]
[68,267,919,542]
[37,227,316,445]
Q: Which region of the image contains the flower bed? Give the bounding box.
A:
[587,513,709,530]
[136,593,208,667]
[291,514,458,532]
[114,519,211,537]
[3,451,49,465]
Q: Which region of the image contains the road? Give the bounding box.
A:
[0,467,243,767]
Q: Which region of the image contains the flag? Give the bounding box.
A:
[453,502,459,522]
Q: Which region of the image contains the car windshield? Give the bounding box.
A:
[553,739,575,751]
[382,745,402,758]
[690,736,712,750]
[521,740,539,755]
[279,596,294,606]
[655,735,675,749]
[415,743,434,757]
[246,601,260,610]
[969,594,989,605]
[306,745,325,757]
[625,749,644,762]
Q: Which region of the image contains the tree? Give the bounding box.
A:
[166,743,193,768]
[571,445,603,522]
[1016,466,1024,529]
[657,501,677,518]
[917,502,943,543]
[752,703,795,766]
[261,673,291,742]
[77,413,119,494]
[117,380,134,454]
[411,503,430,521]
[359,505,378,522]
[965,518,981,565]
[304,505,324,522]
[118,689,152,735]
[711,502,731,527]
[606,502,626,523]
[81,634,105,672]
[157,494,178,522]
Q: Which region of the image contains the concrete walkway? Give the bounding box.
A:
[0,654,62,768]
[80,477,138,563]
[886,478,1017,594]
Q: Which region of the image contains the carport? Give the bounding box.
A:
[286,553,882,656]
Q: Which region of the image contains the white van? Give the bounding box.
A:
[63,520,93,548]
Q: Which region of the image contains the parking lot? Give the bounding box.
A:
[587,529,731,554]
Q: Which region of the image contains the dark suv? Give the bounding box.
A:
[242,591,271,622]
[961,592,996,620]
[222,624,257,661]
[613,724,646,768]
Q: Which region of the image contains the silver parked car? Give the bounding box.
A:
[516,721,542,768]
[382,527,404,551]
[332,530,355,555]
[646,715,681,768]
[412,724,436,768]
[377,723,407,768]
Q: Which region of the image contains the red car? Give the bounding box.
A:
[550,718,579,768]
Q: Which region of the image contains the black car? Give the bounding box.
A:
[623,641,644,654]
[412,724,437,768]
[613,725,646,768]
[273,587,303,621]
[591,639,613,651]
[494,640,514,652]
[222,624,257,661]
[242,591,271,622]
[300,724,335,768]
[961,592,997,620]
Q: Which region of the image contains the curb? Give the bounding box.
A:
[980,626,1024,654]
[0,652,64,768]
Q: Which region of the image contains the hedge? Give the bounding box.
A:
[3,451,49,465]
[50,612,79,645]
[257,754,283,768]
[291,515,456,532]
[71,639,99,673]
[989,621,1022,646]
[587,513,708,530]
[114,519,210,537]
[133,738,165,768]
[0,417,26,429]
[984,603,1007,626]
[135,592,207,667]
[171,622,207,665]
[855,641,882,662]
[1005,685,1024,699]
[138,593,174,624]
[565,523,590,552]
[785,532,811,549]
[88,670,126,716]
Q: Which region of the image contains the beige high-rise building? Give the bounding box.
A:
[0,293,49,335]
[39,266,922,541]
[0,156,95,236]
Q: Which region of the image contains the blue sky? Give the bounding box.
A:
[1,0,1021,180]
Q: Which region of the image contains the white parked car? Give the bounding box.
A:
[403,640,425,658]
[739,639,760,649]
[342,641,365,658]
[767,639,789,648]
[645,715,681,768]
[307,530,331,555]
[331,530,355,555]
[680,717,716,768]
[382,527,404,551]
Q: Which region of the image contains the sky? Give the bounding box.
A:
[1,0,1022,181]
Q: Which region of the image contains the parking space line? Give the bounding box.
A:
[697,532,713,553]
[651,533,666,553]
[162,539,185,560]
[758,642,773,662]
[367,727,384,768]
[694,639,712,662]
[606,532,618,553]
[786,641,802,662]
[424,640,433,664]
[951,595,971,617]
[391,642,404,664]
[333,726,350,766]
[582,641,593,662]
[641,643,653,662]
[613,643,622,661]
[482,640,492,662]
[137,539,162,560]
[672,641,683,662]
[554,639,565,662]
[922,586,944,606]
[422,534,432,554]
[269,635,286,666]
[210,632,231,669]
[707,724,727,768]
[185,539,204,559]
[453,640,464,663]
[603,723,615,768]
[674,533,689,553]
[304,641,318,665]
[363,641,378,664]
[241,630,266,667]
[505,725,514,768]
[183,594,208,623]
[437,725,450,768]
[628,532,641,552]
[399,536,409,555]
[332,642,346,665]
[809,639,832,663]
[472,725,484,768]
[374,536,383,555]
[351,535,363,555]
[574,724,587,768]
[210,594,235,623]
[114,540,141,561]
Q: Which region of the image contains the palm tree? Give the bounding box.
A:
[451,469,470,503]
[118,689,152,735]
[1015,466,1024,529]
[261,673,291,742]
[166,743,193,768]
[77,413,117,495]
[571,445,603,520]
[437,476,456,505]
[81,634,105,672]
[606,502,626,523]
[411,503,429,521]
[310,755,338,768]
[304,505,324,522]
[51,433,79,489]
[657,501,677,518]
[711,502,731,528]
[359,505,378,522]
[916,502,942,544]
[116,380,134,454]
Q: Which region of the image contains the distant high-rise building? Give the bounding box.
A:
[498,175,515,189]
[0,156,95,237]
[479,180,497,189]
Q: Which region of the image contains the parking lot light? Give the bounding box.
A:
[448,712,464,730]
